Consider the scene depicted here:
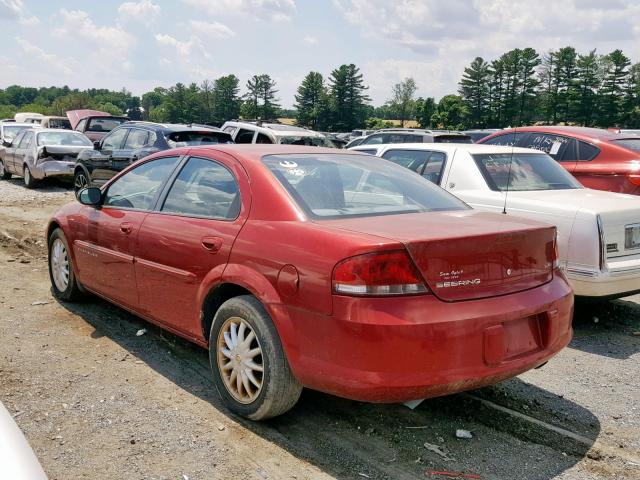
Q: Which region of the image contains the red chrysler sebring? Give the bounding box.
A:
[47,145,573,420]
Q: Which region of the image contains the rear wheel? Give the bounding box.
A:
[74,170,89,195]
[48,228,83,301]
[0,159,11,180]
[209,295,302,420]
[23,165,36,188]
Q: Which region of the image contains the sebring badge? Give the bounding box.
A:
[436,278,481,288]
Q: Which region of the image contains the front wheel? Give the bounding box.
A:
[209,295,302,420]
[48,228,83,301]
[23,166,36,188]
[0,159,11,180]
[74,170,89,196]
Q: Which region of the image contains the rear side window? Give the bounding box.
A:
[18,131,33,148]
[256,133,274,144]
[124,129,149,149]
[382,149,429,173]
[577,141,600,161]
[104,156,180,210]
[402,135,424,143]
[235,129,254,144]
[522,133,577,161]
[483,132,527,146]
[162,157,240,220]
[262,153,468,219]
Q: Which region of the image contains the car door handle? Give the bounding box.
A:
[120,222,133,235]
[201,236,223,253]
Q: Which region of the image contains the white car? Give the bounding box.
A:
[220,120,335,147]
[351,143,640,298]
[0,403,47,479]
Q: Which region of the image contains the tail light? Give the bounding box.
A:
[628,174,640,186]
[332,250,428,296]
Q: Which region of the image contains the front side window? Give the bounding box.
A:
[102,128,128,150]
[262,153,467,219]
[162,157,240,219]
[37,131,92,146]
[123,129,149,149]
[103,156,180,210]
[473,153,583,192]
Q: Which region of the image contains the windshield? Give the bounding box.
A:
[166,131,233,148]
[49,118,72,129]
[263,153,468,219]
[37,131,93,146]
[278,135,335,147]
[612,138,640,153]
[473,152,583,191]
[3,125,29,141]
[87,117,127,133]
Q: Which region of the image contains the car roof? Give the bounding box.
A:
[355,143,539,155]
[122,121,228,134]
[493,125,640,141]
[1,122,33,128]
[223,120,324,137]
[35,128,85,134]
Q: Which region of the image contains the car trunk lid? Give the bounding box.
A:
[323,210,556,301]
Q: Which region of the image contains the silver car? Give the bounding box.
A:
[0,128,92,188]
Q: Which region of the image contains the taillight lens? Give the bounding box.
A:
[628,174,640,186]
[332,250,428,296]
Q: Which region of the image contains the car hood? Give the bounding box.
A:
[66,109,110,129]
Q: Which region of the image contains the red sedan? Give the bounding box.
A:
[480,126,640,195]
[47,145,573,420]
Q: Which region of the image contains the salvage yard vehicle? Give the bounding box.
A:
[355,128,472,146]
[67,109,129,142]
[462,129,501,143]
[353,143,640,299]
[221,120,335,147]
[47,145,573,420]
[480,126,640,195]
[0,128,92,187]
[25,115,72,129]
[74,121,233,192]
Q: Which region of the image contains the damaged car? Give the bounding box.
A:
[0,128,93,187]
[67,109,129,142]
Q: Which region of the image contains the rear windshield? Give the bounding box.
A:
[612,138,640,153]
[49,118,72,129]
[37,131,93,146]
[278,135,334,147]
[473,153,583,191]
[2,125,29,140]
[87,117,127,132]
[434,135,473,144]
[166,131,233,148]
[262,153,468,219]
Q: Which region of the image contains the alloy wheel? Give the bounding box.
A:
[51,238,70,292]
[74,172,88,193]
[216,316,264,404]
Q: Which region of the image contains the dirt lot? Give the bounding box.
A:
[0,178,639,480]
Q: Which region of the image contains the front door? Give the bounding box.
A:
[90,127,129,184]
[134,153,249,338]
[73,155,182,309]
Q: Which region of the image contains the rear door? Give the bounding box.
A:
[13,130,34,174]
[73,156,181,309]
[134,152,249,338]
[5,130,25,173]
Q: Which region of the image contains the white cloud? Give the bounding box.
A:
[155,33,209,58]
[53,9,135,70]
[118,0,161,24]
[0,0,38,25]
[181,0,296,22]
[15,38,73,75]
[303,36,318,45]
[188,20,235,39]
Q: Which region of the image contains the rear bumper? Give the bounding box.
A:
[568,256,640,298]
[31,160,76,180]
[285,273,574,403]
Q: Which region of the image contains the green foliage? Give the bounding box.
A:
[387,77,417,127]
[364,117,395,129]
[212,75,241,124]
[415,97,437,128]
[326,64,371,131]
[431,95,468,130]
[243,74,279,120]
[294,71,329,130]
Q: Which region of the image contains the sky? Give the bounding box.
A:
[1,0,640,107]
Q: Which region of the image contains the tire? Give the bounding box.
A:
[74,170,89,196]
[23,165,36,188]
[209,295,302,420]
[0,159,11,180]
[48,228,83,302]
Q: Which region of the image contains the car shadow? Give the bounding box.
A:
[57,295,599,480]
[570,295,640,360]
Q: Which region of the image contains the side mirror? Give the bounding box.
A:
[93,141,101,151]
[77,187,102,206]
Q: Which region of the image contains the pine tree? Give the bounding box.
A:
[573,50,600,126]
[459,57,490,127]
[599,49,631,126]
[327,64,370,131]
[518,48,540,125]
[212,74,241,123]
[294,71,328,130]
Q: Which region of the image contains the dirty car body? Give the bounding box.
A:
[48,145,573,418]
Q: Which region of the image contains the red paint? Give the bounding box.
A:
[49,145,574,403]
[480,126,640,195]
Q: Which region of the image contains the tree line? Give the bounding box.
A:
[1,50,638,132]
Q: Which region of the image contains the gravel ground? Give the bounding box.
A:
[0,178,639,480]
